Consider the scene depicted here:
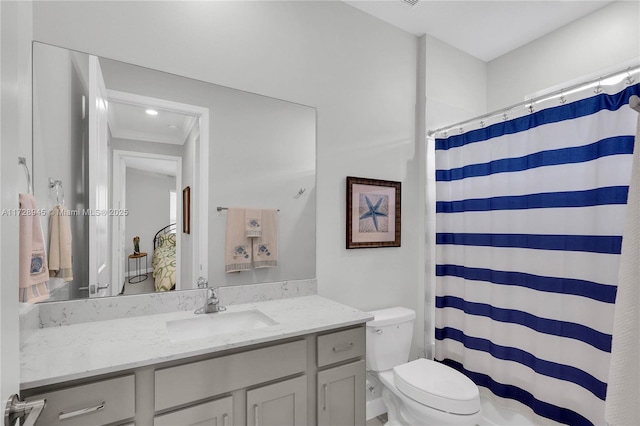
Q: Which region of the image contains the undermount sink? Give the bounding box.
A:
[166,310,278,342]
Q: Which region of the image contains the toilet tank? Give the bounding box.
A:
[366,307,416,372]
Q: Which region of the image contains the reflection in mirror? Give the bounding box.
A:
[32,42,316,303]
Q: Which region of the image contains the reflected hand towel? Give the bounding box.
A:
[253,209,278,269]
[245,208,262,238]
[48,205,73,282]
[19,193,50,303]
[225,208,252,273]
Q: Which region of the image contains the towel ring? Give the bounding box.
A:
[18,157,33,194]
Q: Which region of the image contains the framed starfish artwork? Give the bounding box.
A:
[346,176,401,249]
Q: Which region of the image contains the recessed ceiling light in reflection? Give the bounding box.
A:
[145,109,158,116]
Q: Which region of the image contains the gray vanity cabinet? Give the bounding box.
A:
[317,360,365,426]
[246,375,307,426]
[22,325,367,426]
[316,328,366,426]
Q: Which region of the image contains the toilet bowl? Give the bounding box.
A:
[366,307,481,426]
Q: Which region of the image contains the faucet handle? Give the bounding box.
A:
[209,287,217,299]
[197,276,208,289]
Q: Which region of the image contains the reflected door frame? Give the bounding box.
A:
[108,90,209,295]
[112,150,182,294]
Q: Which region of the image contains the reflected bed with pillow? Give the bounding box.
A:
[152,224,176,292]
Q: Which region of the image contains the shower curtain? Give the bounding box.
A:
[434,82,640,425]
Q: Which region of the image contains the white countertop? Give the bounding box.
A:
[20,295,373,390]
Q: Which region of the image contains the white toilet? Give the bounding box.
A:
[366,307,482,426]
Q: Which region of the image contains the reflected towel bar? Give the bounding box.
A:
[217,207,280,212]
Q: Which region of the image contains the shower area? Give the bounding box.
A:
[429,67,640,425]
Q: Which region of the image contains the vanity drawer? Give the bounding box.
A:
[155,340,307,411]
[317,327,365,367]
[24,375,135,426]
[155,395,233,426]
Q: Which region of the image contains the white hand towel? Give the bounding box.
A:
[253,209,278,269]
[19,193,49,303]
[225,208,252,273]
[48,205,73,281]
[605,115,640,425]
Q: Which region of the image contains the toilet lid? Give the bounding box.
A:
[393,359,480,415]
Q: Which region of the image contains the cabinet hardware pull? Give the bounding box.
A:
[222,413,228,426]
[332,342,354,352]
[322,384,328,411]
[254,404,259,426]
[58,401,105,420]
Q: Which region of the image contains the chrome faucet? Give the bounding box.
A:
[195,287,225,314]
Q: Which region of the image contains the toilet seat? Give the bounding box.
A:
[393,359,480,415]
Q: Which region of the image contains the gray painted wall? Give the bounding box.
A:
[125,168,175,277]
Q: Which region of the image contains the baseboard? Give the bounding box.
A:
[125,267,153,278]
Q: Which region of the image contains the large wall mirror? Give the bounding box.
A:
[33,42,316,303]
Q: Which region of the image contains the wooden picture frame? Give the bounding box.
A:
[183,186,190,234]
[346,176,401,249]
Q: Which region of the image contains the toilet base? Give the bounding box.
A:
[378,370,482,426]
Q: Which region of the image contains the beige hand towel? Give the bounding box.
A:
[253,209,278,269]
[225,208,252,273]
[19,193,49,303]
[245,208,262,238]
[49,205,73,281]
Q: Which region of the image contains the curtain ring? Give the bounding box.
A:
[528,103,535,113]
[459,126,464,134]
[594,78,603,94]
[502,113,508,121]
[559,91,567,104]
[625,67,635,85]
[480,120,485,128]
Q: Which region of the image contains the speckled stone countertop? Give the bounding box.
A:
[20,295,373,390]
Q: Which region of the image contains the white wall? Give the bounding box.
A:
[125,168,176,274]
[100,57,317,288]
[1,0,32,400]
[425,34,487,131]
[488,1,640,110]
[181,123,197,288]
[32,0,420,339]
[32,44,90,295]
[423,34,488,357]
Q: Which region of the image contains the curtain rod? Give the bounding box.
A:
[428,65,640,137]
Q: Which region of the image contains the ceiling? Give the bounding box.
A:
[108,101,197,177]
[344,0,614,62]
[108,101,196,146]
[123,156,178,177]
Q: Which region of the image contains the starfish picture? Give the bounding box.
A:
[359,195,388,232]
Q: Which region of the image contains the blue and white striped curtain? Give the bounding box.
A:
[434,82,640,425]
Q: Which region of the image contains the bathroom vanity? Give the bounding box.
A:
[20,295,371,425]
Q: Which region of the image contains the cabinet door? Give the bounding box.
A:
[154,396,233,426]
[247,375,307,426]
[317,360,365,426]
